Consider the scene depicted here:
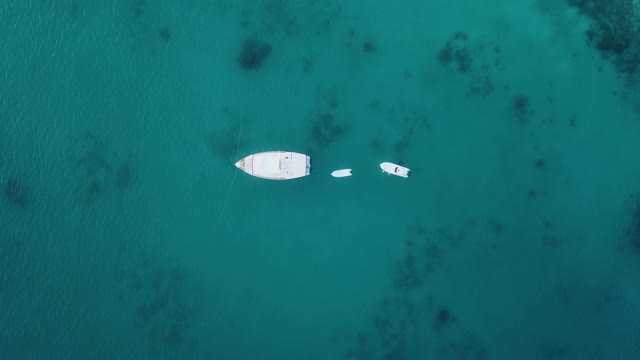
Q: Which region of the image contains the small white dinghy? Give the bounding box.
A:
[331,169,352,177]
[380,162,411,178]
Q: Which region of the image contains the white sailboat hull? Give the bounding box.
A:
[235,151,311,180]
[380,162,411,178]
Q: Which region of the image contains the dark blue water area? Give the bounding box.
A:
[1,0,640,359]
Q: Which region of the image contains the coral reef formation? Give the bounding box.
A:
[238,38,272,70]
[569,0,640,79]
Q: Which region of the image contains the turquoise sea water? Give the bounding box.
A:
[1,1,640,359]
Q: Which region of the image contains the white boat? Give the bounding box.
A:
[235,151,311,180]
[331,169,352,178]
[380,162,411,178]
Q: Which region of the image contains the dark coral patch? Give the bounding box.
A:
[437,44,453,65]
[159,28,172,43]
[362,41,377,53]
[568,0,640,76]
[132,0,145,19]
[238,38,272,70]
[436,334,488,359]
[309,112,346,148]
[116,255,203,355]
[467,76,495,97]
[454,48,473,73]
[437,31,473,73]
[433,307,456,331]
[116,163,133,191]
[4,178,29,207]
[626,195,640,254]
[391,254,422,290]
[487,218,504,235]
[511,94,531,122]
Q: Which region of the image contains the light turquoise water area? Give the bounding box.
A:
[1,1,640,359]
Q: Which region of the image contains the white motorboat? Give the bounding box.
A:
[380,162,411,178]
[331,169,352,178]
[235,151,311,180]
